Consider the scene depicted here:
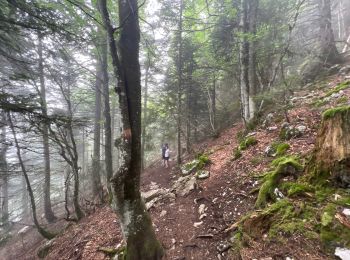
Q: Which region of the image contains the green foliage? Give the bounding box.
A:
[239,136,258,150]
[197,154,210,169]
[280,182,314,197]
[324,80,350,97]
[312,99,328,108]
[271,142,290,156]
[181,154,210,174]
[322,105,350,120]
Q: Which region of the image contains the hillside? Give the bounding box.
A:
[4,67,350,260]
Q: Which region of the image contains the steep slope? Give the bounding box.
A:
[13,67,350,260]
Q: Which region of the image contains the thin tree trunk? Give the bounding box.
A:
[0,112,9,228]
[141,56,150,171]
[38,32,56,223]
[101,33,113,197]
[240,0,250,123]
[177,0,184,165]
[99,0,164,258]
[8,112,55,239]
[185,61,193,152]
[248,0,258,120]
[91,64,103,202]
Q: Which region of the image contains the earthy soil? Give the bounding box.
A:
[2,73,350,260]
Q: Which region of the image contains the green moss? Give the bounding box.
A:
[324,80,350,97]
[322,105,350,120]
[315,186,335,202]
[275,143,290,156]
[312,99,328,108]
[197,154,210,169]
[239,136,258,150]
[255,157,303,208]
[336,96,348,104]
[280,182,314,197]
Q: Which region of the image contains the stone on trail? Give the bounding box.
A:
[141,189,163,203]
[193,221,203,228]
[196,170,210,179]
[198,204,206,215]
[160,210,167,217]
[172,175,197,197]
[335,247,350,260]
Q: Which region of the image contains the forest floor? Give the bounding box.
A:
[2,67,350,259]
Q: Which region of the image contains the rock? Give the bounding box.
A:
[160,210,167,217]
[181,159,199,175]
[172,175,197,197]
[285,257,294,260]
[199,213,207,220]
[296,125,307,134]
[281,122,289,129]
[274,188,285,199]
[142,189,163,203]
[331,93,341,99]
[343,208,350,217]
[196,170,210,179]
[263,113,274,127]
[265,145,275,157]
[335,247,350,260]
[217,242,231,253]
[339,65,350,75]
[267,126,278,132]
[194,221,203,228]
[38,239,55,258]
[198,204,206,215]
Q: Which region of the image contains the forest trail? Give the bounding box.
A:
[5,70,350,260]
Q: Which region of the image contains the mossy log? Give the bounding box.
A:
[311,106,350,187]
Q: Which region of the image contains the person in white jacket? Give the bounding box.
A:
[164,143,170,168]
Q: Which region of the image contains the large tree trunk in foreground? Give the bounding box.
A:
[99,0,164,259]
[310,107,350,187]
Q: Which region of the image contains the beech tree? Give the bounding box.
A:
[99,0,164,258]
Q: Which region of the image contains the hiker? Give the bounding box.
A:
[164,143,170,168]
[161,144,166,166]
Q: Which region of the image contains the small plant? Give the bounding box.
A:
[336,96,348,104]
[239,136,258,150]
[233,148,242,160]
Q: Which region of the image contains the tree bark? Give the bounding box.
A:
[8,112,55,239]
[248,0,258,120]
[240,0,250,123]
[91,64,103,203]
[318,0,340,64]
[141,56,150,171]
[177,0,184,165]
[98,0,164,258]
[101,34,113,197]
[38,32,56,223]
[0,112,9,228]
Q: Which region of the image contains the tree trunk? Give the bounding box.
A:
[8,112,55,239]
[141,56,150,171]
[99,0,164,258]
[318,0,340,64]
[248,0,258,120]
[91,61,103,203]
[185,60,193,152]
[0,112,9,228]
[240,0,250,123]
[177,0,184,165]
[101,34,113,197]
[309,107,350,188]
[38,32,56,223]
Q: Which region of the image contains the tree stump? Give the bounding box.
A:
[312,106,350,187]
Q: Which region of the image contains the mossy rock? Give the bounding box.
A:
[239,136,258,150]
[255,156,303,208]
[181,154,210,175]
[270,142,290,156]
[322,105,350,120]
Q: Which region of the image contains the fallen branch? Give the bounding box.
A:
[335,213,350,229]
